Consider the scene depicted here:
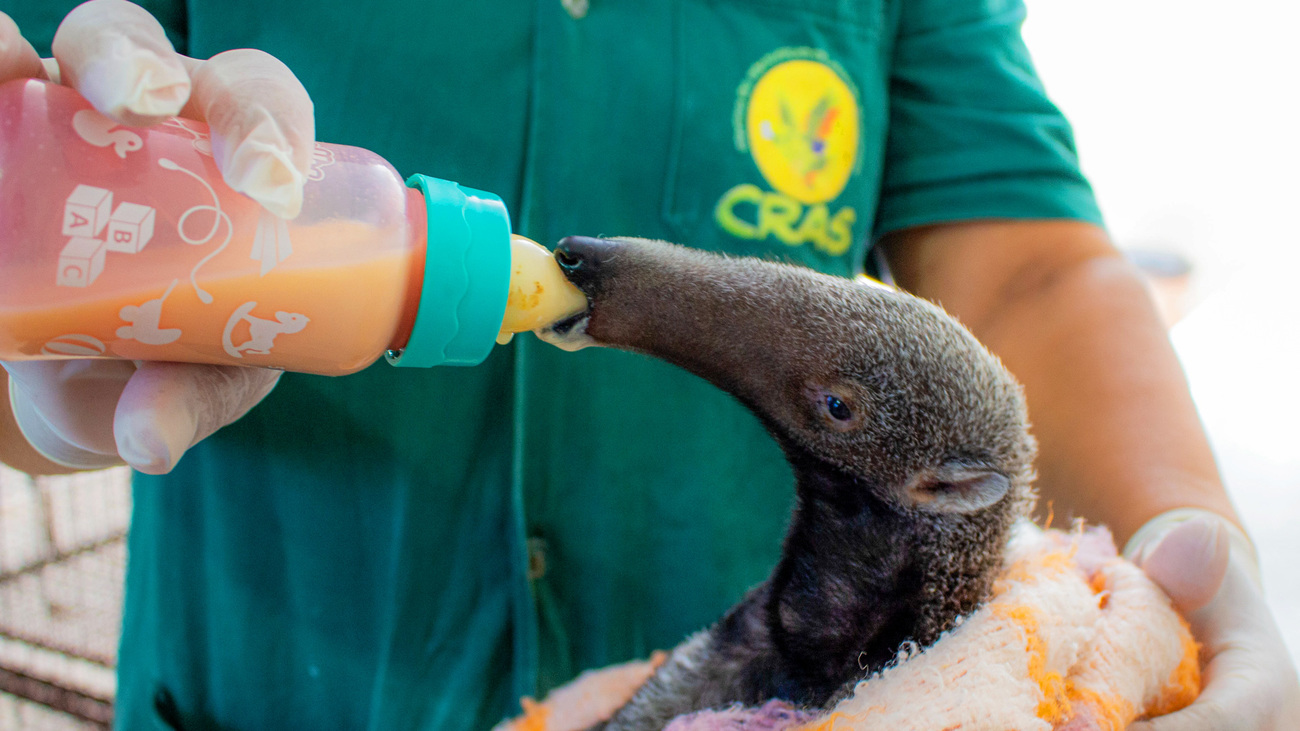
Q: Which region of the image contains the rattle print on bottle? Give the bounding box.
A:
[157,157,235,304]
[161,118,214,156]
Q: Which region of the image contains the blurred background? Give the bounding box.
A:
[2,0,1297,727]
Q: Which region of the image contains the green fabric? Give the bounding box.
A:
[7,2,1101,730]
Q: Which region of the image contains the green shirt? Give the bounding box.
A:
[12,1,1100,729]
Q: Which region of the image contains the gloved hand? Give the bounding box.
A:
[5,361,281,473]
[1125,509,1300,730]
[0,0,315,473]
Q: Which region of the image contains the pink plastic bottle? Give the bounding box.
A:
[0,79,578,375]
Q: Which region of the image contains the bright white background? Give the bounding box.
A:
[1023,0,1300,662]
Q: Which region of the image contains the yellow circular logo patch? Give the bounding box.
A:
[745,59,860,205]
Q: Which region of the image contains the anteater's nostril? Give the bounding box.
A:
[555,245,583,270]
[555,235,610,274]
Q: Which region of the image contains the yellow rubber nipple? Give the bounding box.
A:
[497,235,588,344]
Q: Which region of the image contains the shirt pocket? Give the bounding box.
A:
[661,0,889,277]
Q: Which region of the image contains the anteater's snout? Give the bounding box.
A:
[554,236,621,291]
[543,236,686,353]
[536,236,626,351]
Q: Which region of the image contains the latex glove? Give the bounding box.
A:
[0,0,314,473]
[1124,509,1300,730]
[5,361,280,473]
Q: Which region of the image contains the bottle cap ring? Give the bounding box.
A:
[388,175,512,368]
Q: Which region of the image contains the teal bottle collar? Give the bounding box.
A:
[387,175,512,368]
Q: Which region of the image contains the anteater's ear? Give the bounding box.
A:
[903,464,1010,514]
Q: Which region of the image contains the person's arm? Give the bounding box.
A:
[880,218,1235,544]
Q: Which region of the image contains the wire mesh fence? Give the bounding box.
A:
[0,466,130,730]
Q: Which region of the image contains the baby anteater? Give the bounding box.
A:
[540,237,1038,730]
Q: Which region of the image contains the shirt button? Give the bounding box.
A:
[153,686,183,729]
[527,536,549,581]
[561,0,589,19]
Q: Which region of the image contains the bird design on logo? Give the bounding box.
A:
[759,93,840,189]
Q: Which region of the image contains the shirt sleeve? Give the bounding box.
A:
[872,0,1104,238]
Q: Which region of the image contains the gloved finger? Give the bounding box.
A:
[1131,547,1300,730]
[114,361,281,474]
[182,49,315,218]
[0,12,50,82]
[3,359,135,467]
[1134,517,1230,614]
[51,0,190,126]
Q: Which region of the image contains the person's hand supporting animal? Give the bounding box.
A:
[1127,510,1300,730]
[881,220,1300,730]
[0,0,314,474]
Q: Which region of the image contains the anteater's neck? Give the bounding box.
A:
[761,463,1001,705]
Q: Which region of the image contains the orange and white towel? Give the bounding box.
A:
[497,524,1199,731]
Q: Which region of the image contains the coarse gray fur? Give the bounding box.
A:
[541,237,1038,731]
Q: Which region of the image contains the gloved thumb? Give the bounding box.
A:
[114,361,280,474]
[1130,514,1233,614]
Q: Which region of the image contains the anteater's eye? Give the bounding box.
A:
[825,395,852,421]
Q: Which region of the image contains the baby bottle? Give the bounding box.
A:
[0,79,584,376]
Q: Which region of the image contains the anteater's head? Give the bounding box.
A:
[542,236,1037,692]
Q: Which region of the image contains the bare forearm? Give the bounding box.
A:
[884,220,1238,545]
[975,250,1233,542]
